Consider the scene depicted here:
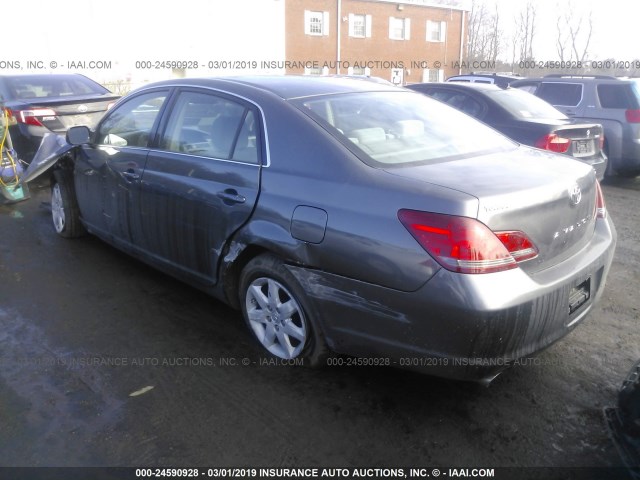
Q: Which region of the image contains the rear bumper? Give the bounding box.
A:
[579,151,607,180]
[288,216,617,383]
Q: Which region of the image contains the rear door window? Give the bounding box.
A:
[597,84,640,109]
[160,91,259,164]
[536,83,583,107]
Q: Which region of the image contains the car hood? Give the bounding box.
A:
[383,145,598,273]
[21,133,76,183]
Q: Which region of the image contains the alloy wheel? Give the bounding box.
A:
[245,277,307,359]
[51,183,66,234]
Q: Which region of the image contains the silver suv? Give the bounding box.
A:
[511,75,640,177]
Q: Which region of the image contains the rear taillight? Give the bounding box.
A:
[595,181,606,219]
[599,134,605,150]
[11,108,56,127]
[494,231,539,261]
[625,109,640,123]
[535,133,571,153]
[398,210,538,274]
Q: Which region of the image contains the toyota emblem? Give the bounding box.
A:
[77,104,88,113]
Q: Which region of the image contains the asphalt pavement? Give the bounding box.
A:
[0,177,639,476]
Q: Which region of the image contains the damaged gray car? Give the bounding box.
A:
[24,76,617,383]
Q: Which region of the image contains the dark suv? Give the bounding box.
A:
[511,75,640,177]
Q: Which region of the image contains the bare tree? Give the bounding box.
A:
[489,3,500,63]
[467,0,502,66]
[555,1,594,63]
[556,15,571,62]
[516,0,536,61]
[569,10,593,63]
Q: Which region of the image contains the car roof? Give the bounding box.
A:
[511,76,635,85]
[448,73,521,80]
[409,82,502,92]
[140,75,401,100]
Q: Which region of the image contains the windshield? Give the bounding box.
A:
[487,88,567,120]
[293,91,516,167]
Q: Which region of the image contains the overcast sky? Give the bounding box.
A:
[486,0,636,61]
[1,0,637,80]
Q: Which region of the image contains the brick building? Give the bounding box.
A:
[285,0,470,84]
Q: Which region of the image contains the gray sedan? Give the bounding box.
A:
[30,76,617,383]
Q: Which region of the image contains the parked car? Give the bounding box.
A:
[446,73,523,88]
[0,73,120,162]
[511,75,640,177]
[25,76,616,383]
[406,82,608,179]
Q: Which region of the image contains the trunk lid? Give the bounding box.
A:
[13,95,118,131]
[552,123,604,159]
[384,146,598,273]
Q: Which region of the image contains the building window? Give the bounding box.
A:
[426,20,446,42]
[305,10,329,36]
[389,17,410,40]
[422,69,444,83]
[348,66,371,76]
[305,66,329,76]
[349,14,372,38]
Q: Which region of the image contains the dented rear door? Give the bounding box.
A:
[137,89,262,284]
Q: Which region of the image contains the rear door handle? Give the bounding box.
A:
[122,169,140,181]
[217,189,246,205]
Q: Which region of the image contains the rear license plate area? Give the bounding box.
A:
[569,277,591,314]
[575,139,594,156]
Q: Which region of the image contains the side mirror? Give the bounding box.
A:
[66,126,91,145]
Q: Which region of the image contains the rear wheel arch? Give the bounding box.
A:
[219,221,315,308]
[221,243,271,309]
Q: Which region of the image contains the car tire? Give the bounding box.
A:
[239,254,328,367]
[51,170,86,238]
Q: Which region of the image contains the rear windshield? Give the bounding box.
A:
[487,88,567,120]
[597,83,640,109]
[536,82,583,106]
[293,91,516,167]
[4,75,110,100]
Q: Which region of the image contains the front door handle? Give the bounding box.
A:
[217,189,246,205]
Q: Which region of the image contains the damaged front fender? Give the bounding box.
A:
[21,133,78,184]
